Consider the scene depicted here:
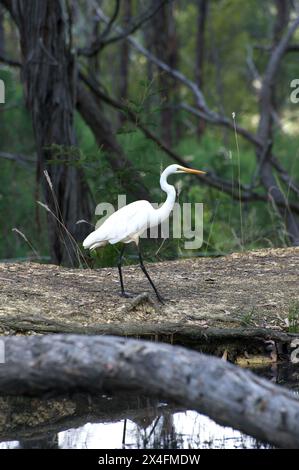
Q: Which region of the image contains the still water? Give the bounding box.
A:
[0,363,298,449]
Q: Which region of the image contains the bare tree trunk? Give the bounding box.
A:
[2,334,299,448]
[271,0,291,115]
[150,0,179,146]
[195,0,208,136]
[273,0,291,45]
[256,4,299,245]
[4,0,93,265]
[0,5,4,55]
[88,4,101,77]
[119,0,132,124]
[143,12,157,117]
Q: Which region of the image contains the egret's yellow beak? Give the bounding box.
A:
[179,166,206,175]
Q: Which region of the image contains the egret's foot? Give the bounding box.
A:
[155,293,165,304]
[120,291,135,299]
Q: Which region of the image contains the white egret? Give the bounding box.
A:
[83,164,206,302]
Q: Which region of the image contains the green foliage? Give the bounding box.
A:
[0,1,298,266]
[1,108,298,265]
[240,308,256,327]
[288,302,299,334]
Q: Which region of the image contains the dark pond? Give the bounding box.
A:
[0,362,298,449]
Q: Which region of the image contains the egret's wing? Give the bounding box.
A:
[83,200,153,249]
[108,200,153,244]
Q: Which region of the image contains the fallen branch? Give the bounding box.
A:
[78,0,171,56]
[1,335,299,448]
[0,151,35,167]
[0,314,295,345]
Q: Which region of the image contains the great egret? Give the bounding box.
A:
[83,164,206,302]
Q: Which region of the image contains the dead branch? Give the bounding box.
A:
[78,0,171,56]
[0,151,35,166]
[0,313,296,346]
[0,51,21,67]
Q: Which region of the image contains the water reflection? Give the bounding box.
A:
[0,363,298,449]
[58,412,270,449]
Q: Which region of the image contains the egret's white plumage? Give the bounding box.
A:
[83,164,206,301]
[83,164,195,250]
[83,199,155,249]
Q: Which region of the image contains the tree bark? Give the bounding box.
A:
[1,334,299,448]
[3,0,93,265]
[273,0,291,45]
[256,13,299,245]
[88,4,101,77]
[195,0,208,136]
[118,0,132,125]
[0,5,4,55]
[150,0,179,145]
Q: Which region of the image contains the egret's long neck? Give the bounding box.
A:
[155,171,176,223]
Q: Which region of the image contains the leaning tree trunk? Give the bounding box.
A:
[0,5,4,56]
[195,0,208,137]
[256,7,299,245]
[118,0,132,125]
[6,0,92,265]
[150,0,179,146]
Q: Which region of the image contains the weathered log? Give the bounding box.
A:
[1,313,297,361]
[1,335,299,448]
[0,314,294,341]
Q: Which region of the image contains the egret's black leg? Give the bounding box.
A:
[137,246,164,303]
[117,245,132,298]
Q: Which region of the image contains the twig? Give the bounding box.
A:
[78,0,171,56]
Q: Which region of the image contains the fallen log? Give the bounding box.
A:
[0,314,294,340]
[1,335,299,448]
[0,314,296,360]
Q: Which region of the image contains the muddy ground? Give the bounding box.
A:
[0,247,298,335]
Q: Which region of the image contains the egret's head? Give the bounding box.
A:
[163,164,206,176]
[175,164,206,175]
